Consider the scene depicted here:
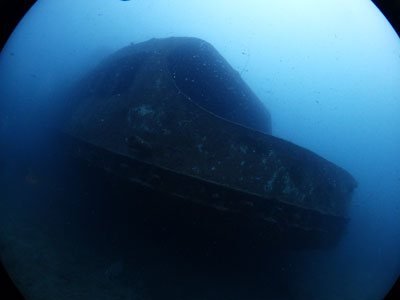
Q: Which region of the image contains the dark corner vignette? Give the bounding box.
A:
[1,3,35,300]
[0,1,36,51]
[0,1,399,300]
[0,261,24,299]
[362,1,400,299]
[372,0,400,37]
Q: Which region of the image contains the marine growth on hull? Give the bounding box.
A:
[62,37,357,249]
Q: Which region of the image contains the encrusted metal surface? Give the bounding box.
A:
[62,37,357,248]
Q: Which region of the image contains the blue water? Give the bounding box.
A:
[0,1,399,299]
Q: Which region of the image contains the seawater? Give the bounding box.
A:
[0,1,399,299]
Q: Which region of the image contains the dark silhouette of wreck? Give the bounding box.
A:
[60,37,357,249]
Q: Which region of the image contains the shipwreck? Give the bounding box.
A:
[60,37,357,249]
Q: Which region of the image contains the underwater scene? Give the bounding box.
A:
[0,0,399,299]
